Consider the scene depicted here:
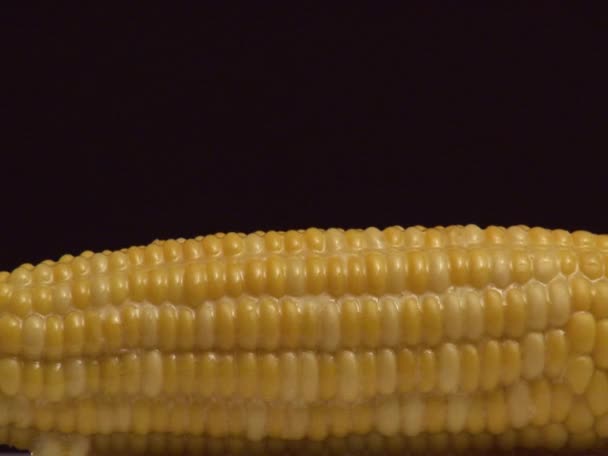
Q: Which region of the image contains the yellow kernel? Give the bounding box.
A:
[463,291,483,341]
[397,349,417,393]
[490,250,511,287]
[22,361,43,399]
[236,297,258,350]
[44,315,63,360]
[428,250,449,293]
[306,255,327,295]
[548,279,572,327]
[146,269,168,305]
[386,252,406,294]
[508,380,532,429]
[437,343,459,393]
[571,275,592,312]
[580,251,604,280]
[71,279,90,310]
[366,252,388,295]
[32,287,52,314]
[585,370,608,416]
[560,250,577,275]
[448,248,469,286]
[443,294,463,341]
[421,296,442,347]
[530,378,551,426]
[534,250,558,283]
[22,314,44,359]
[505,288,526,338]
[425,397,447,434]
[479,340,501,391]
[286,257,306,296]
[501,340,521,386]
[566,400,594,433]
[44,362,64,401]
[103,307,122,353]
[183,264,206,306]
[526,282,548,330]
[592,279,608,318]
[109,273,129,306]
[460,344,480,393]
[566,355,594,394]
[521,332,545,380]
[285,230,304,253]
[484,289,504,338]
[551,382,573,423]
[401,394,424,436]
[400,296,421,346]
[512,250,532,284]
[407,251,428,294]
[419,349,437,393]
[544,329,568,379]
[10,288,32,318]
[361,298,381,348]
[469,248,490,288]
[207,260,227,299]
[0,314,21,356]
[64,311,85,356]
[486,389,507,434]
[266,256,286,298]
[0,358,21,396]
[566,311,596,354]
[216,299,235,351]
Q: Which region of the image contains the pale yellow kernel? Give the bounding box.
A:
[448,248,469,286]
[32,404,54,432]
[327,256,346,297]
[512,250,532,284]
[566,355,594,394]
[21,314,44,359]
[128,270,147,302]
[340,298,360,348]
[10,288,32,318]
[308,405,328,441]
[337,350,359,402]
[463,291,483,341]
[480,340,501,391]
[360,352,378,398]
[508,380,532,428]
[121,352,141,395]
[386,252,406,294]
[32,264,53,284]
[109,273,129,306]
[281,298,301,350]
[401,394,424,436]
[217,355,238,397]
[22,361,43,399]
[544,329,568,379]
[425,396,447,433]
[162,354,178,395]
[365,252,387,295]
[198,353,217,398]
[245,233,265,256]
[183,264,206,306]
[594,319,608,368]
[501,340,521,386]
[559,250,576,276]
[144,244,164,266]
[566,311,596,354]
[207,260,227,299]
[584,370,608,416]
[551,382,573,423]
[44,315,63,360]
[320,297,340,351]
[253,298,278,351]
[374,396,399,436]
[466,395,486,434]
[142,350,162,397]
[183,239,202,260]
[285,230,305,253]
[70,257,90,276]
[264,256,285,298]
[420,297,442,347]
[526,282,548,330]
[244,259,266,296]
[55,401,76,433]
[486,226,507,244]
[225,261,244,297]
[443,294,463,341]
[300,351,319,402]
[570,275,592,313]
[265,230,284,253]
[397,349,417,393]
[174,307,194,351]
[216,298,235,351]
[233,297,257,350]
[221,233,243,256]
[530,378,551,426]
[64,311,85,356]
[45,362,64,401]
[81,309,102,357]
[347,255,366,295]
[318,354,337,401]
[580,251,604,280]
[52,283,71,315]
[521,332,545,380]
[0,358,20,396]
[529,227,551,245]
[286,257,306,296]
[102,306,121,353]
[484,289,504,338]
[469,248,491,288]
[146,269,168,305]
[566,400,594,433]
[398,296,420,347]
[0,283,11,312]
[360,297,380,348]
[446,395,469,433]
[437,343,459,393]
[404,226,425,248]
[419,349,437,393]
[72,279,91,310]
[101,356,121,395]
[351,403,373,436]
[379,296,399,347]
[547,279,571,328]
[407,251,428,294]
[329,403,351,438]
[32,287,53,314]
[490,249,512,288]
[460,344,480,393]
[377,349,397,395]
[592,280,608,318]
[487,389,508,434]
[505,288,526,338]
[108,251,128,271]
[383,226,404,247]
[534,250,559,283]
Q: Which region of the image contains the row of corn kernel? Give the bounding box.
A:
[0,278,593,356]
[0,388,599,441]
[4,226,607,285]
[0,336,602,402]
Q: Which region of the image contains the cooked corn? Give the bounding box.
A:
[0,225,607,455]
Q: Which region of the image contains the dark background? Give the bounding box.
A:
[0,5,607,452]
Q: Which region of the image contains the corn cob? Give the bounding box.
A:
[1,224,608,455]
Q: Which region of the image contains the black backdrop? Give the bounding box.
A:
[0,4,607,454]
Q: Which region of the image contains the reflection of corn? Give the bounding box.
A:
[1,224,608,455]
